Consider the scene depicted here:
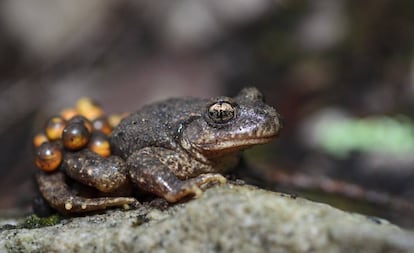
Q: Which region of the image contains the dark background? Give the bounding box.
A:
[1,0,414,227]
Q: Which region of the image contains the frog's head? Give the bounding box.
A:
[180,87,281,159]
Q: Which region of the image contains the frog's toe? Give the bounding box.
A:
[189,185,203,198]
[62,196,138,214]
[163,173,226,202]
[193,173,227,189]
[163,184,202,202]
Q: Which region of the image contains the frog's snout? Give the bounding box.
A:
[253,104,281,139]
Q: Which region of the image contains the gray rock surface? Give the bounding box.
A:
[1,184,414,253]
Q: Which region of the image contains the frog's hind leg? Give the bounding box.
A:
[36,172,138,214]
[127,147,227,203]
[64,149,130,193]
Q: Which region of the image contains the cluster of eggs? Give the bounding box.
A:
[33,98,127,172]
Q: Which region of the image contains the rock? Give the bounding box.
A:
[1,184,414,253]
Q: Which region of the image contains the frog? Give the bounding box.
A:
[36,87,281,214]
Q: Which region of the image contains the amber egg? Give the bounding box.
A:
[108,112,129,128]
[69,115,93,133]
[60,107,78,121]
[76,97,104,121]
[35,142,63,172]
[92,117,112,135]
[33,132,48,148]
[88,132,111,157]
[62,122,90,150]
[45,116,66,141]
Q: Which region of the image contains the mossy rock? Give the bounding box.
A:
[1,184,413,253]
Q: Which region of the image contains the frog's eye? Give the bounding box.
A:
[207,101,236,124]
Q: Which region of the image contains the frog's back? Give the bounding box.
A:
[110,97,207,159]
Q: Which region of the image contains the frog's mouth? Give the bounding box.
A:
[195,134,278,157]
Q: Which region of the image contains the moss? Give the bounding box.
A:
[21,214,61,229]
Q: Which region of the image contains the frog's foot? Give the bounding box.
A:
[190,173,227,189]
[129,163,205,203]
[36,172,138,214]
[127,148,229,203]
[163,183,203,203]
[163,174,227,202]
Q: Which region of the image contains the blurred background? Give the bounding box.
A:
[1,0,414,227]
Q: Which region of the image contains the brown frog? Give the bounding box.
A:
[36,87,281,214]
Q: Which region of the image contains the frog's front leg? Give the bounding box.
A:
[36,172,137,214]
[127,147,227,202]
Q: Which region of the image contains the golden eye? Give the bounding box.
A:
[207,101,236,124]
